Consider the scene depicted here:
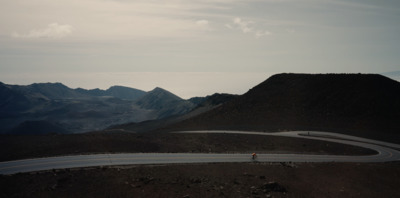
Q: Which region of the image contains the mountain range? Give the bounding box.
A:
[0,82,198,134]
[2,73,400,143]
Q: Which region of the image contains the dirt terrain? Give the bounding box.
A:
[1,162,399,198]
[0,132,376,162]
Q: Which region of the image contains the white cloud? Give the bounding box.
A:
[12,23,73,39]
[225,24,233,29]
[227,17,271,38]
[233,17,254,33]
[2,1,259,40]
[255,30,271,38]
[195,19,212,32]
[196,20,209,26]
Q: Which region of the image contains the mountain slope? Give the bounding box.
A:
[1,82,193,134]
[10,83,88,100]
[109,93,238,133]
[105,86,146,100]
[75,86,146,101]
[0,82,32,114]
[192,93,238,109]
[164,73,400,143]
[10,120,69,135]
[136,87,195,119]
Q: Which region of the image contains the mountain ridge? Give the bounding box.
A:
[135,87,196,119]
[0,82,196,134]
[108,93,238,133]
[76,85,146,101]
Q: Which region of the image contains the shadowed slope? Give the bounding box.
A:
[164,73,400,143]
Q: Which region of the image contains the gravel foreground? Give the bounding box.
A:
[1,162,399,198]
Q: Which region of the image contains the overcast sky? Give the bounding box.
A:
[1,0,399,98]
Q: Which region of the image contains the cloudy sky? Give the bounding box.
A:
[1,0,399,98]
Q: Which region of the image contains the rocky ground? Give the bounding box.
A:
[0,132,376,162]
[1,131,391,197]
[1,162,399,198]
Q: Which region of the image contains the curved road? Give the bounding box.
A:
[1,131,399,175]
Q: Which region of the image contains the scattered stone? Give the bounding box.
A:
[139,176,154,184]
[251,189,260,196]
[50,184,57,190]
[190,178,202,184]
[260,182,286,193]
[280,162,298,168]
[182,194,190,198]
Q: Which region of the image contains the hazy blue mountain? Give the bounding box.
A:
[0,82,195,134]
[110,93,238,133]
[136,87,182,110]
[0,82,32,114]
[9,82,88,100]
[188,96,206,106]
[75,88,105,97]
[75,85,146,101]
[10,120,69,135]
[104,86,146,101]
[136,87,196,119]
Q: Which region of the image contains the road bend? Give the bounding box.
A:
[1,131,399,175]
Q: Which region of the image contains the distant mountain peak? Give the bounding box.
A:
[31,82,67,87]
[108,85,131,89]
[105,85,146,100]
[0,82,193,134]
[135,87,195,118]
[151,87,168,92]
[146,87,182,100]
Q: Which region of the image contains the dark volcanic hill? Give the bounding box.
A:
[164,73,400,143]
[189,93,238,108]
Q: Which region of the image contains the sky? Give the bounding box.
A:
[1,0,400,98]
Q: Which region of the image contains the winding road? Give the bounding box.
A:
[1,131,399,175]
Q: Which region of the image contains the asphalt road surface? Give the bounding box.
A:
[1,131,399,175]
